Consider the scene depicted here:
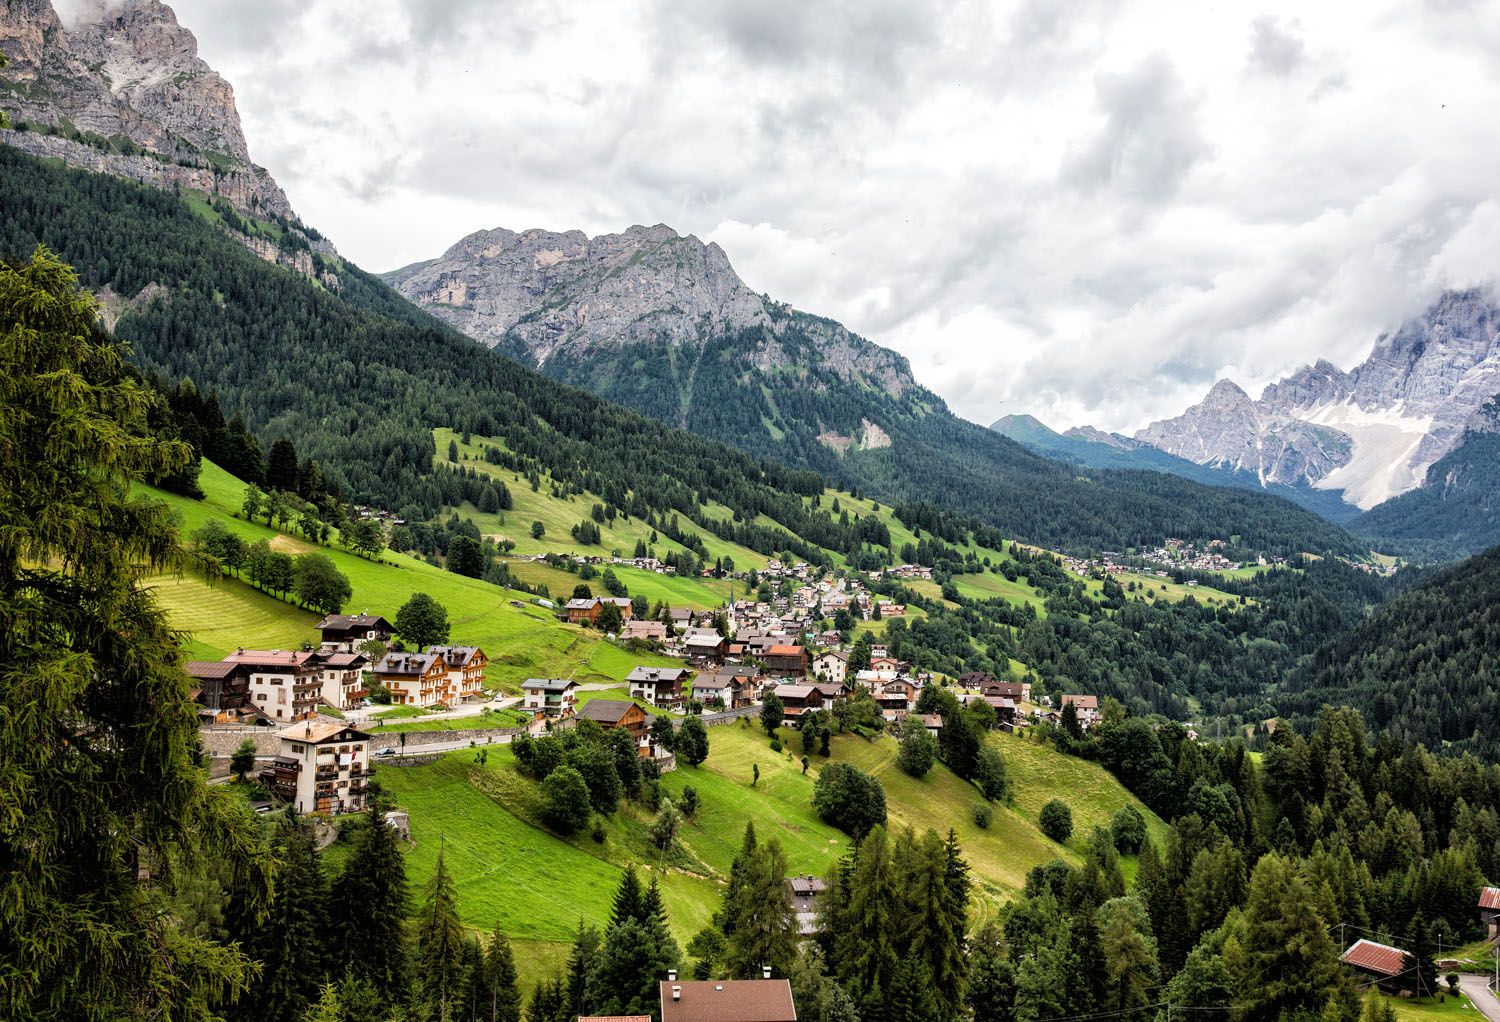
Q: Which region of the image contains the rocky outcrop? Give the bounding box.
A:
[387,223,917,397]
[0,0,332,273]
[1133,289,1500,509]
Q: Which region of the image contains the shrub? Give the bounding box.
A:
[770,739,783,753]
[812,762,887,839]
[1111,805,1146,854]
[897,716,938,778]
[591,820,607,844]
[1040,799,1073,844]
[681,786,699,818]
[973,803,993,829]
[541,766,592,834]
[974,746,1011,803]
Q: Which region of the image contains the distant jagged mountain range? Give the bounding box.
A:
[995,290,1500,557]
[1132,289,1500,510]
[988,414,1362,522]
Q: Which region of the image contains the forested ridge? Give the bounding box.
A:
[0,146,1361,558]
[1286,544,1500,759]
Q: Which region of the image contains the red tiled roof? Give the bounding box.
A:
[1480,886,1500,910]
[659,979,797,1022]
[1340,939,1406,977]
[766,645,804,657]
[581,1016,651,1022]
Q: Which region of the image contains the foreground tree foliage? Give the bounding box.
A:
[0,247,270,1017]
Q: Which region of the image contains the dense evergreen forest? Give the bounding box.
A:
[1287,545,1500,759]
[0,146,1363,558]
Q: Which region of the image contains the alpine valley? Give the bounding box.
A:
[7,4,1500,1022]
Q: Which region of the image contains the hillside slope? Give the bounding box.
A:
[1286,544,1500,757]
[0,146,1361,558]
[375,725,1166,989]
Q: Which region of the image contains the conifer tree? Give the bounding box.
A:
[329,787,411,1001]
[0,246,270,1017]
[610,868,645,927]
[719,823,759,937]
[1240,854,1340,1021]
[480,922,523,1022]
[832,827,900,1008]
[236,812,330,1022]
[725,840,798,978]
[416,846,468,1011]
[565,922,601,1020]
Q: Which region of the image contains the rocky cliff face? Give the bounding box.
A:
[0,0,331,273]
[1134,289,1500,509]
[387,223,914,399]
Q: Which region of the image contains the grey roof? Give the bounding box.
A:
[524,678,577,692]
[577,699,639,724]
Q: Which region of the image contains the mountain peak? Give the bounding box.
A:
[1134,288,1500,508]
[990,414,1059,443]
[0,0,309,232]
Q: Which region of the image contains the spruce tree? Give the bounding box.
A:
[481,922,523,1022]
[416,846,468,1011]
[609,868,645,927]
[719,823,759,937]
[329,787,411,1001]
[725,840,798,978]
[565,922,601,1019]
[0,247,269,1016]
[237,813,330,1022]
[832,826,900,1008]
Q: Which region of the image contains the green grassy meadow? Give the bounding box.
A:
[143,460,684,690]
[375,716,1166,990]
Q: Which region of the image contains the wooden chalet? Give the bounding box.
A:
[576,699,653,756]
[184,659,255,723]
[373,651,452,708]
[1060,693,1101,729]
[1480,886,1500,936]
[773,684,824,719]
[566,597,635,626]
[763,644,809,676]
[621,619,670,642]
[315,612,393,653]
[429,645,487,702]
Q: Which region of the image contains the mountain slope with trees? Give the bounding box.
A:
[1286,543,1500,758]
[0,145,1362,558]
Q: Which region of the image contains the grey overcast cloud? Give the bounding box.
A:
[145,0,1500,433]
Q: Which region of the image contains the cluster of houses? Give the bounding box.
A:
[187,612,490,725]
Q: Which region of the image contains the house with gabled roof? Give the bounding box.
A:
[374,651,453,708]
[1480,886,1500,936]
[259,719,373,815]
[576,699,652,756]
[523,678,578,718]
[1338,939,1413,996]
[660,977,797,1022]
[315,612,393,653]
[428,645,487,702]
[627,666,692,708]
[225,648,322,722]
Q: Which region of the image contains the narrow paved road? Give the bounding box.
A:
[1460,975,1500,1022]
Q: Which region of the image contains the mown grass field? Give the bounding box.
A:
[433,428,769,571]
[502,557,737,611]
[376,717,1166,991]
[142,460,685,690]
[1380,991,1475,1022]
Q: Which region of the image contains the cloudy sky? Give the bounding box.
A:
[154,0,1500,432]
